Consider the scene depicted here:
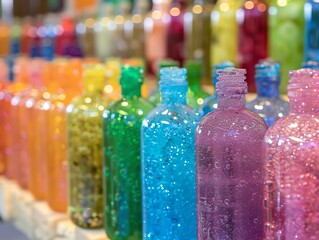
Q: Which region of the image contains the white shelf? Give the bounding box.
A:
[0,177,109,240]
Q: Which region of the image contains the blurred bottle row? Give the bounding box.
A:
[0,0,318,93]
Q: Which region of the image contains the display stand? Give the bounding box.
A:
[0,177,109,240]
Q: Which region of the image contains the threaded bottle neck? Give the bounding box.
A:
[216,68,247,110]
[159,67,188,105]
[288,69,319,114]
[255,60,280,98]
[212,62,234,89]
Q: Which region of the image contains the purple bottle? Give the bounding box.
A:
[196,68,268,240]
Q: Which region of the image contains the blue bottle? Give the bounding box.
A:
[246,60,289,126]
[201,61,234,115]
[141,67,200,240]
[302,60,319,69]
[305,0,319,61]
[7,40,20,81]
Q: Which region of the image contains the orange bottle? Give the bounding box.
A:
[17,58,44,190]
[46,59,82,212]
[0,59,9,175]
[9,57,30,186]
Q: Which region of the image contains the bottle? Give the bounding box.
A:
[111,0,133,58]
[211,0,241,66]
[196,68,267,239]
[104,58,122,101]
[147,59,179,106]
[269,0,304,94]
[130,0,151,58]
[302,60,319,70]
[184,0,214,82]
[264,68,319,239]
[67,64,108,228]
[238,0,268,92]
[5,57,29,180]
[0,59,9,175]
[185,60,209,109]
[141,67,199,239]
[145,0,171,73]
[45,59,83,212]
[0,20,10,57]
[305,0,319,62]
[78,13,96,57]
[167,0,188,66]
[102,65,153,239]
[201,61,234,115]
[95,0,116,60]
[247,60,289,126]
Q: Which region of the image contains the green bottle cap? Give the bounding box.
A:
[185,60,202,85]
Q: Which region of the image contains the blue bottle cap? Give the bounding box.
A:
[159,67,188,92]
[255,59,280,83]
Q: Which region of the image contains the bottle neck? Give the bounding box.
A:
[188,74,200,91]
[122,86,142,98]
[256,81,280,98]
[218,94,246,110]
[161,86,187,105]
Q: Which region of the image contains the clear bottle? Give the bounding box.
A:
[238,0,268,92]
[67,64,109,228]
[247,59,289,126]
[211,0,241,66]
[196,68,267,239]
[141,67,200,240]
[201,61,234,115]
[147,59,179,106]
[269,0,304,93]
[185,60,209,109]
[103,65,153,239]
[95,0,116,60]
[144,0,171,73]
[185,0,214,81]
[264,69,319,239]
[305,0,319,62]
[130,0,151,58]
[111,0,133,58]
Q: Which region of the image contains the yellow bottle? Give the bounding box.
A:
[104,58,121,101]
[211,0,242,65]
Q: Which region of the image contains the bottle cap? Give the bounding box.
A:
[159,67,188,92]
[255,59,280,83]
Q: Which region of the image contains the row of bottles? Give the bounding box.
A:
[0,0,318,92]
[1,54,319,239]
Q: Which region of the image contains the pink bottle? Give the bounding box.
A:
[264,69,319,239]
[237,0,268,92]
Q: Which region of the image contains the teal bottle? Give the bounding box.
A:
[141,67,200,239]
[102,66,153,239]
[201,61,234,115]
[148,59,179,106]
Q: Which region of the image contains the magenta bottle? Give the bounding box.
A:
[264,69,319,239]
[237,0,268,92]
[196,68,268,240]
[167,0,187,66]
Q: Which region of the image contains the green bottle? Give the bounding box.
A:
[185,60,210,109]
[269,0,304,93]
[67,64,109,228]
[102,66,153,239]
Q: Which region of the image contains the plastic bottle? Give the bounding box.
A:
[67,64,108,228]
[196,68,267,239]
[247,59,289,126]
[142,67,200,240]
[269,0,304,93]
[264,68,319,239]
[103,65,153,239]
[201,61,234,115]
[238,0,268,92]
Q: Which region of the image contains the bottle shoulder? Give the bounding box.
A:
[103,97,153,120]
[198,108,268,133]
[143,104,201,127]
[265,113,319,144]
